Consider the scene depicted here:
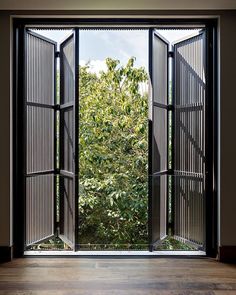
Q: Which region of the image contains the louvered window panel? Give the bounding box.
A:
[148,30,169,249]
[174,33,206,249]
[25,31,56,246]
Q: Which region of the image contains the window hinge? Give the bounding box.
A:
[55,51,60,58]
[168,51,174,58]
[167,105,174,111]
[55,104,60,111]
[56,223,60,237]
[167,169,174,175]
[55,168,60,174]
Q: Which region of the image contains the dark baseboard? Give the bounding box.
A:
[218,246,236,263]
[0,246,13,263]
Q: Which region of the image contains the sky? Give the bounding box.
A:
[31,29,200,73]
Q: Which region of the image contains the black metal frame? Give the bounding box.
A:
[23,27,27,252]
[74,29,79,251]
[13,24,25,257]
[13,17,218,257]
[169,45,175,236]
[205,23,218,257]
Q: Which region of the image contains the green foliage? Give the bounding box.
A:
[155,236,195,251]
[79,57,149,247]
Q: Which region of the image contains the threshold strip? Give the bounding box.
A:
[24,250,206,256]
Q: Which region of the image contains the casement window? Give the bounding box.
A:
[14,20,216,255]
[25,30,79,249]
[149,30,207,250]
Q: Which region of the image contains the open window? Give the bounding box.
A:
[19,24,215,254]
[25,31,57,247]
[173,31,206,249]
[148,28,207,251]
[148,30,169,250]
[25,30,79,250]
[58,31,79,250]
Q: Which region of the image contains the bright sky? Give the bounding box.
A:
[31,29,200,73]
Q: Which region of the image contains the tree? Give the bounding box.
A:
[78,57,149,248]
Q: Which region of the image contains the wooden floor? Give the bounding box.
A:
[0,258,236,294]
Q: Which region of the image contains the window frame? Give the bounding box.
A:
[13,17,218,258]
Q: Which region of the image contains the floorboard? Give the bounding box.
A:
[0,258,236,294]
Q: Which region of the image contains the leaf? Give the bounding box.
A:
[78,58,149,246]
